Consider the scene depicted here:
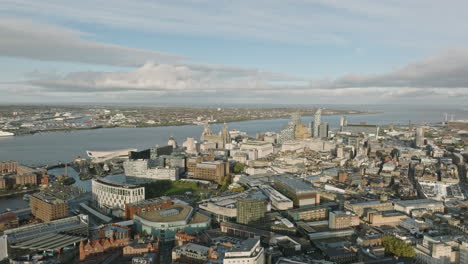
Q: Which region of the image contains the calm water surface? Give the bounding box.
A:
[0,105,466,166]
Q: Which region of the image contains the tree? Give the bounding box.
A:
[382,236,415,258]
[233,163,245,173]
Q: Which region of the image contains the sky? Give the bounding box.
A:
[1,0,468,105]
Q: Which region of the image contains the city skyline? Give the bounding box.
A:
[1,1,468,104]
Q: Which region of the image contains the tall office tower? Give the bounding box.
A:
[313,108,321,138]
[415,127,425,147]
[340,116,347,131]
[318,122,329,138]
[308,121,313,135]
[236,198,265,225]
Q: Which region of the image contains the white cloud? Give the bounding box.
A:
[0,17,187,66]
[23,49,468,101]
[28,62,301,94]
[308,49,468,89]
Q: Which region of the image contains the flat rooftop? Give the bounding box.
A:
[94,178,141,189]
[275,175,315,193]
[137,204,193,223]
[395,199,443,206]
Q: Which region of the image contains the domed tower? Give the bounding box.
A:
[167,136,178,149]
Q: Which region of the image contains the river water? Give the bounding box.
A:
[0,104,466,211]
[0,105,467,166]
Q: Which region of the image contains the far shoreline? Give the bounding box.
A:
[7,110,380,136]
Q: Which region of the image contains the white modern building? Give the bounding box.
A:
[240,141,273,159]
[224,238,265,264]
[86,148,136,163]
[124,159,179,183]
[92,178,145,214]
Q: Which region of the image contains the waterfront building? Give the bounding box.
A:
[318,122,329,138]
[129,146,174,160]
[125,197,173,220]
[182,137,199,154]
[313,109,321,138]
[0,161,17,174]
[13,173,37,186]
[0,213,19,232]
[92,178,145,215]
[133,203,210,241]
[236,198,266,225]
[29,192,68,222]
[86,148,137,163]
[328,211,359,230]
[223,238,265,264]
[167,136,178,149]
[200,122,230,149]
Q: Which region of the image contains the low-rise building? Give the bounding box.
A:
[172,243,212,263]
[286,206,328,222]
[125,197,173,220]
[259,185,293,210]
[224,238,265,264]
[414,236,452,264]
[273,175,320,207]
[394,199,444,216]
[367,210,407,226]
[328,211,359,230]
